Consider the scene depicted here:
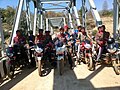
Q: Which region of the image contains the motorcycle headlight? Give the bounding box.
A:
[56,47,65,54]
[107,48,117,53]
[84,44,91,49]
[7,53,14,57]
[35,46,43,53]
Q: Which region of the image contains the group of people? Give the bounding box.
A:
[13,29,53,47]
[12,24,110,68]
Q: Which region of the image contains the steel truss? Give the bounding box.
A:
[9,0,81,45]
[113,0,120,38]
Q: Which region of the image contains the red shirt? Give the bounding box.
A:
[57,33,66,43]
[13,36,26,44]
[36,34,45,43]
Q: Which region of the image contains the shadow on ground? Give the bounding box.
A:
[0,67,36,90]
[53,64,120,90]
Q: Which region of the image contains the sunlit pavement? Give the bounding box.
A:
[0,64,120,90]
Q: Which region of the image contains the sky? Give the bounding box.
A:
[0,0,113,12]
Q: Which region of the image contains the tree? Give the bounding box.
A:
[102,0,109,16]
[0,6,28,39]
[103,0,108,11]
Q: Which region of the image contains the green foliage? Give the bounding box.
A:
[3,31,10,39]
[46,11,63,18]
[101,10,113,16]
[102,0,108,12]
[0,6,28,39]
[92,30,97,36]
[102,0,113,16]
[78,7,82,17]
[0,6,15,25]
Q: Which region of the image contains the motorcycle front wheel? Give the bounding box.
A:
[8,64,14,79]
[87,56,95,71]
[112,60,120,75]
[57,59,64,75]
[38,60,42,76]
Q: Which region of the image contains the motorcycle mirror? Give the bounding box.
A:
[3,42,7,44]
[92,36,95,40]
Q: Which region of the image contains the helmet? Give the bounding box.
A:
[107,38,115,44]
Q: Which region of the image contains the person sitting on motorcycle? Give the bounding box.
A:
[35,29,45,48]
[44,30,54,62]
[44,30,53,47]
[27,31,35,67]
[13,30,29,65]
[28,30,35,46]
[55,27,73,69]
[95,25,110,62]
[13,30,26,45]
[55,27,66,47]
[64,25,71,40]
[71,26,82,53]
[77,27,92,59]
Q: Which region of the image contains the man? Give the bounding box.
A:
[64,25,70,40]
[73,26,82,52]
[44,30,53,47]
[13,30,26,45]
[95,25,110,62]
[55,27,66,47]
[44,30,54,63]
[28,31,35,67]
[77,27,92,60]
[13,30,29,66]
[55,27,73,69]
[35,29,45,48]
[28,30,35,46]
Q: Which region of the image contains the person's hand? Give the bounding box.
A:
[76,39,80,44]
[98,41,104,46]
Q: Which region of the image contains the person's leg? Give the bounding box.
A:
[96,46,103,61]
[67,52,73,69]
[75,43,78,52]
[77,44,80,59]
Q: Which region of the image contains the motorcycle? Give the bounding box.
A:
[67,36,76,57]
[56,45,66,75]
[0,46,15,83]
[78,39,95,71]
[27,40,36,67]
[106,38,120,75]
[0,56,14,82]
[13,44,29,68]
[34,43,43,76]
[5,46,15,78]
